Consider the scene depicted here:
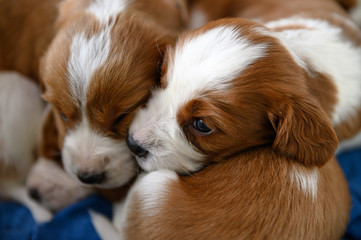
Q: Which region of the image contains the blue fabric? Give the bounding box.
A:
[0,149,360,240]
[337,149,361,240]
[0,195,112,240]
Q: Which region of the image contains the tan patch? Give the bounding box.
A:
[232,0,361,46]
[272,25,316,32]
[0,0,58,82]
[188,0,237,22]
[130,0,189,36]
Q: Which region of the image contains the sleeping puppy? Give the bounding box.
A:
[26,105,131,212]
[92,0,359,238]
[26,105,94,212]
[25,0,188,211]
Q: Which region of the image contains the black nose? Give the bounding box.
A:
[126,135,148,158]
[77,171,106,184]
[28,188,41,202]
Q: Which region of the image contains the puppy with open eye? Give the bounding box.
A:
[91,0,360,238]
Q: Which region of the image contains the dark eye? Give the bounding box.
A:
[60,113,68,123]
[193,119,212,134]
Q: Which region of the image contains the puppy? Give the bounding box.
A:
[26,105,130,212]
[0,0,58,222]
[25,0,188,211]
[93,0,358,238]
[26,105,94,212]
[128,0,361,174]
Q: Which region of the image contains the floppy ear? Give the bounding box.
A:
[268,98,338,167]
[39,105,61,162]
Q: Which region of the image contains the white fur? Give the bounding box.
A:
[0,72,51,222]
[90,210,122,240]
[0,72,44,179]
[64,0,136,188]
[170,26,267,98]
[265,17,361,127]
[62,116,136,188]
[129,26,267,173]
[67,29,112,105]
[26,158,93,211]
[290,166,319,200]
[87,0,128,24]
[68,0,128,104]
[134,170,178,216]
[91,170,177,240]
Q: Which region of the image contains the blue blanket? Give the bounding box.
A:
[1,149,360,240]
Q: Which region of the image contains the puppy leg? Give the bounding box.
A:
[27,157,94,212]
[0,181,53,222]
[90,209,123,240]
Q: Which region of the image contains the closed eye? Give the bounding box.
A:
[111,96,149,133]
[112,113,126,129]
[60,112,68,123]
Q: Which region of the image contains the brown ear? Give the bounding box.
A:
[39,105,61,161]
[268,99,337,167]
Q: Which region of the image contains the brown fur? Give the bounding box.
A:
[231,0,361,141]
[124,148,350,240]
[32,104,131,208]
[175,19,337,167]
[41,7,175,148]
[0,0,58,83]
[26,0,188,209]
[115,1,356,238]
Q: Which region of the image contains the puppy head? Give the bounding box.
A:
[127,19,337,174]
[40,1,174,188]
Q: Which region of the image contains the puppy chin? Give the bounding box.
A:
[135,156,155,172]
[94,158,137,189]
[135,151,204,174]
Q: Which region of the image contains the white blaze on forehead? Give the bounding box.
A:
[167,25,267,109]
[67,0,128,105]
[67,30,111,103]
[87,0,128,24]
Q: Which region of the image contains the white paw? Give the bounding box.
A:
[31,204,53,223]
